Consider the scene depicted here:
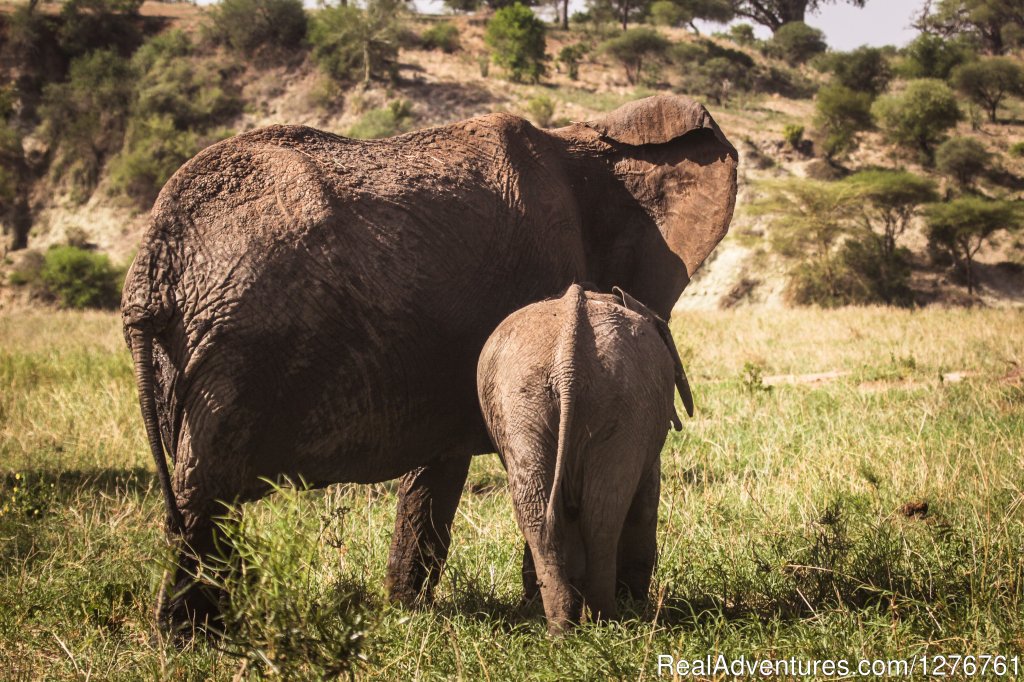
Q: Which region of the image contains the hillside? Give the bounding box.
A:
[1,1,1023,311]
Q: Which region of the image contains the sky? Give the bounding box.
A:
[411,0,925,50]
[208,0,927,52]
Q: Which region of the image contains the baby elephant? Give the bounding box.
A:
[477,284,693,633]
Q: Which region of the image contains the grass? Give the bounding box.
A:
[1,307,1023,679]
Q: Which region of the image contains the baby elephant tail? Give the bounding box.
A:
[544,284,587,544]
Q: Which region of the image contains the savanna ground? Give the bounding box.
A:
[1,306,1023,679]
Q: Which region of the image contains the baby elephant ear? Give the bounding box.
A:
[613,286,695,419]
[586,94,726,147]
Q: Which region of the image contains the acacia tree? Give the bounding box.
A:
[916,0,1024,55]
[749,178,862,302]
[926,197,1023,295]
[951,58,1024,123]
[844,170,938,260]
[730,0,865,32]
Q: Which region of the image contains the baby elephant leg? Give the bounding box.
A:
[617,457,660,602]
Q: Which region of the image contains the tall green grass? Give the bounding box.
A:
[1,307,1022,678]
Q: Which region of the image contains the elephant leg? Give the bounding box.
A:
[616,457,660,602]
[521,541,540,603]
[157,417,252,637]
[158,512,227,637]
[386,455,472,606]
[522,526,582,634]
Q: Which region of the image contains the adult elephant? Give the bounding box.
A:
[122,94,737,629]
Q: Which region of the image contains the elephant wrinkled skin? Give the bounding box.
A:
[121,95,737,630]
[477,284,691,634]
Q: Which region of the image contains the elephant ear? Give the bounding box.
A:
[613,286,694,422]
[585,94,729,148]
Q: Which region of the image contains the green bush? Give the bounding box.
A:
[926,197,1023,295]
[109,30,240,205]
[526,95,555,127]
[602,28,669,85]
[818,46,891,97]
[310,0,403,85]
[420,21,460,53]
[110,116,199,204]
[649,0,686,27]
[485,3,547,83]
[557,43,587,80]
[201,482,367,678]
[57,0,143,57]
[951,58,1024,123]
[346,100,415,139]
[782,123,804,149]
[37,246,122,309]
[765,21,826,65]
[39,49,135,195]
[814,83,873,159]
[935,137,991,188]
[871,79,961,161]
[208,0,307,55]
[1010,141,1024,157]
[672,39,756,103]
[786,238,914,308]
[898,33,972,81]
[729,23,756,46]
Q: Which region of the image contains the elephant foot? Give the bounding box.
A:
[157,571,226,641]
[385,456,472,607]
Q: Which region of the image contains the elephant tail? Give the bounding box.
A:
[128,327,185,537]
[545,283,586,544]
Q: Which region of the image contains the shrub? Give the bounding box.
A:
[749,178,861,306]
[782,123,804,149]
[557,43,587,80]
[110,30,241,204]
[833,236,914,306]
[37,246,122,309]
[207,0,307,55]
[602,28,669,85]
[57,0,143,57]
[1010,141,1024,157]
[672,39,756,103]
[420,21,461,53]
[765,21,826,65]
[309,0,403,85]
[926,197,1023,295]
[729,23,756,45]
[110,116,200,204]
[871,79,961,161]
[951,58,1024,123]
[526,95,555,127]
[898,33,972,81]
[346,100,415,139]
[201,482,367,678]
[935,137,991,188]
[814,83,873,159]
[649,0,686,27]
[485,3,547,83]
[818,46,891,97]
[39,49,135,195]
